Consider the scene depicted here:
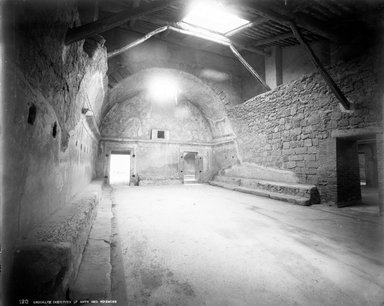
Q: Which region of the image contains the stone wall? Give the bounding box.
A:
[228,54,382,203]
[3,1,107,302]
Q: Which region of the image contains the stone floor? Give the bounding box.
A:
[110,184,384,306]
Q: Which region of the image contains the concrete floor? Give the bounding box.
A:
[111,184,384,306]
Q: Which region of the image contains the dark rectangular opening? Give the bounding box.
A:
[157,130,165,139]
[336,135,379,210]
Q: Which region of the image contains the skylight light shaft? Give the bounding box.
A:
[182,2,249,34]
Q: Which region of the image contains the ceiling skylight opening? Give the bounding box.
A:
[182,1,250,35]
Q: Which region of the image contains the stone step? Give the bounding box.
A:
[184,180,199,184]
[209,181,313,206]
[69,187,113,301]
[214,175,320,203]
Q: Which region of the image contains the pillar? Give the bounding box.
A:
[265,46,282,89]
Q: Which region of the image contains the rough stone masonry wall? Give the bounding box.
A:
[228,54,382,202]
[3,1,107,301]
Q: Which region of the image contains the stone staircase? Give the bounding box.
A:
[210,175,320,206]
[183,174,198,184]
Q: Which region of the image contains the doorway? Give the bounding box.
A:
[358,140,379,207]
[183,152,198,183]
[109,152,131,185]
[336,136,379,210]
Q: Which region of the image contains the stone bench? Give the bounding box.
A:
[11,180,104,300]
[210,175,320,206]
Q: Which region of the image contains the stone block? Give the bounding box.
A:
[283,142,290,149]
[291,127,302,136]
[305,154,317,161]
[307,146,317,154]
[304,139,313,147]
[294,147,307,154]
[286,161,296,169]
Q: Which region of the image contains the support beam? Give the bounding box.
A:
[65,0,177,45]
[139,16,269,56]
[108,26,169,59]
[107,25,269,91]
[289,22,350,110]
[92,0,99,22]
[229,45,270,91]
[265,46,282,89]
[129,0,141,29]
[117,26,237,60]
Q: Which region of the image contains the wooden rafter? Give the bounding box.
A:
[116,26,236,60]
[252,32,294,47]
[65,0,178,45]
[225,17,268,37]
[138,16,269,56]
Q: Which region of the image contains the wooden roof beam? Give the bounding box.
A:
[65,0,178,45]
[241,1,341,43]
[138,16,270,56]
[289,21,350,110]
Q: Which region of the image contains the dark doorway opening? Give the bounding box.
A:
[358,140,379,208]
[110,152,131,185]
[183,152,198,183]
[336,135,379,212]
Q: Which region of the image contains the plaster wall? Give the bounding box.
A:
[99,91,227,183]
[101,95,212,142]
[100,66,243,182]
[228,54,382,203]
[99,140,215,184]
[241,53,266,101]
[3,0,107,297]
[281,41,330,85]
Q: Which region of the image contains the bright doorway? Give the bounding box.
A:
[110,152,131,185]
[183,152,198,183]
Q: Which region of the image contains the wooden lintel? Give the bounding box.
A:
[289,22,350,110]
[65,0,178,45]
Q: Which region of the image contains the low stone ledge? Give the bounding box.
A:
[209,181,311,206]
[139,179,182,186]
[211,175,321,205]
[11,180,104,301]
